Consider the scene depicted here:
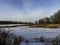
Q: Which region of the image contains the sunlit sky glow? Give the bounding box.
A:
[0,0,60,22]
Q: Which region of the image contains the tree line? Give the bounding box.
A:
[35,10,60,24]
[0,21,33,24]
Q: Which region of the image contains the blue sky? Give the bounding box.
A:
[0,0,60,22]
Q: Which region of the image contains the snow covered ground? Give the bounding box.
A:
[4,26,60,45]
[19,42,44,45]
[5,26,60,38]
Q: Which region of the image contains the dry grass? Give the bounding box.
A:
[30,24,60,28]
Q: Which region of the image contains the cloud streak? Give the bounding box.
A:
[0,0,60,22]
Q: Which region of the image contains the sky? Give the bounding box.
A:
[0,0,60,22]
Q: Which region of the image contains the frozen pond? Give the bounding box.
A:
[2,26,60,45]
[5,26,60,38]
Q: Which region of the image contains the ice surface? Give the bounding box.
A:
[5,26,60,38]
[4,26,60,45]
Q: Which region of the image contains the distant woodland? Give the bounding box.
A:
[35,10,60,24]
[0,21,33,24]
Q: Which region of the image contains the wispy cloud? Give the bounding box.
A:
[0,0,60,22]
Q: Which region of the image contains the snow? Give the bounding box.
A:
[20,42,44,45]
[5,27,60,38]
[0,24,25,27]
[4,26,60,45]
